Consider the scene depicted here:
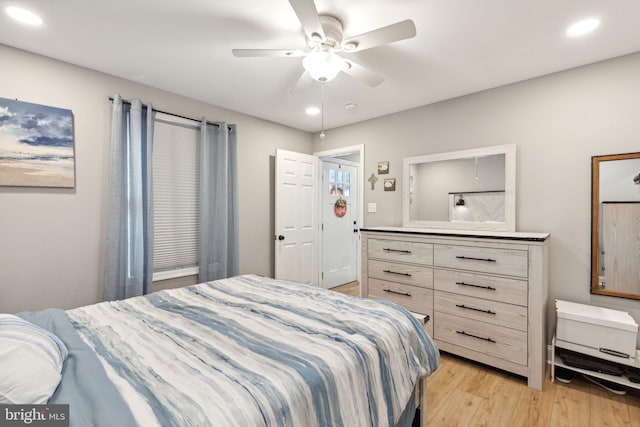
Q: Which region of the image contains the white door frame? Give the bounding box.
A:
[313,144,364,285]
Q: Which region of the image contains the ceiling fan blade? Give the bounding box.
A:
[288,0,325,40]
[291,71,314,93]
[232,49,305,58]
[342,20,416,52]
[342,60,385,87]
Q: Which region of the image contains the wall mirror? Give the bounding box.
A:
[591,152,640,300]
[402,144,516,231]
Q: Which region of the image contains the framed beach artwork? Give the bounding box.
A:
[0,97,75,188]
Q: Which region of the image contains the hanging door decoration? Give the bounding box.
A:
[334,197,347,217]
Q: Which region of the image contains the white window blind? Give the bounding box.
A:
[152,115,200,277]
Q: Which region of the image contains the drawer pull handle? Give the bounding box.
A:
[383,248,413,254]
[599,348,631,359]
[455,304,496,315]
[383,269,412,277]
[456,330,496,343]
[455,256,496,263]
[456,281,496,291]
[383,289,412,297]
[415,315,431,325]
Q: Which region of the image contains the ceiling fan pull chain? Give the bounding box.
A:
[320,82,326,142]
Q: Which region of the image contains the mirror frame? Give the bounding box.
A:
[590,152,640,300]
[402,144,516,231]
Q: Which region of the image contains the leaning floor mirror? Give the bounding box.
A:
[591,152,640,300]
[402,144,516,232]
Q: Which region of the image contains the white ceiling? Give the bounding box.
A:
[1,0,640,132]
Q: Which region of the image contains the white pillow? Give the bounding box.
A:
[0,314,69,404]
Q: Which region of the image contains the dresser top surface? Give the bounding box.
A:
[360,226,550,242]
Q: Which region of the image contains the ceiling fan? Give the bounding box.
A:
[232,0,416,92]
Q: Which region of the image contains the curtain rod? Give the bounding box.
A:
[108,97,233,132]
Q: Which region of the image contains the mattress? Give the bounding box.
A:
[20,274,439,427]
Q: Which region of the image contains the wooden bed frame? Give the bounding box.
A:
[417,376,428,426]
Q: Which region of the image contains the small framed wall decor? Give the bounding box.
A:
[377,161,389,174]
[384,178,396,191]
[0,97,75,188]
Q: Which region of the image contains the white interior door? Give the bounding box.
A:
[275,149,318,285]
[321,160,358,289]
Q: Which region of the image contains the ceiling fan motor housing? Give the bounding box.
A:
[314,15,344,50]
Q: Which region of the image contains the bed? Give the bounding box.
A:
[5,274,439,427]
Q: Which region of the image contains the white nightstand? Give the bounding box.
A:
[551,300,640,390]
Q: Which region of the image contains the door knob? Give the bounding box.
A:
[276,235,285,241]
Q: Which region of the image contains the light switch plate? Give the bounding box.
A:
[368,203,377,213]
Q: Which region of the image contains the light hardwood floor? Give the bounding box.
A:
[331,283,640,426]
[331,281,360,297]
[427,353,640,427]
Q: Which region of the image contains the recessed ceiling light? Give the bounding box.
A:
[6,6,43,25]
[566,18,600,37]
[306,107,320,116]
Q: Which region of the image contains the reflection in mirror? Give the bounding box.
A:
[409,156,506,222]
[591,152,640,300]
[403,145,516,231]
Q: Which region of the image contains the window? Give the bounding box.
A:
[328,168,351,196]
[152,113,200,280]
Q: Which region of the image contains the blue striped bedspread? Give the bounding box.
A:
[66,274,439,427]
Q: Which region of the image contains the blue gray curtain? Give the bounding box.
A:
[104,95,154,301]
[198,120,239,282]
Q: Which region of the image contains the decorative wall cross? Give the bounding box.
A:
[368,173,378,190]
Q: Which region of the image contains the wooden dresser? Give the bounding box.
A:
[360,226,550,390]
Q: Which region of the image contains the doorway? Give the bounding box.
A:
[320,159,358,288]
[274,145,364,287]
[315,144,364,289]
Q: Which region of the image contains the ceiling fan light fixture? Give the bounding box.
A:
[303,51,346,82]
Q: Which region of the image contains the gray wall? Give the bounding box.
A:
[0,44,312,313]
[313,52,640,345]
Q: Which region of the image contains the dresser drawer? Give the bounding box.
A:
[368,239,433,266]
[368,278,433,314]
[412,310,434,340]
[434,269,527,306]
[434,291,527,332]
[434,311,527,365]
[368,260,433,289]
[434,244,528,278]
